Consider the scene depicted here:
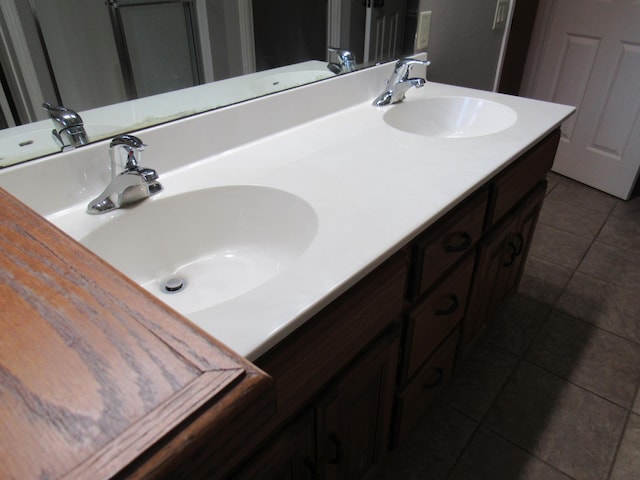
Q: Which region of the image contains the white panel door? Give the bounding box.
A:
[364,0,407,64]
[525,0,640,199]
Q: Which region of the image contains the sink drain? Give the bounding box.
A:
[162,277,186,293]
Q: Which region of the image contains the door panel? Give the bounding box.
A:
[525,0,640,199]
[365,0,406,63]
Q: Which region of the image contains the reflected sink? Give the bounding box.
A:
[81,186,318,312]
[251,70,335,96]
[383,96,517,138]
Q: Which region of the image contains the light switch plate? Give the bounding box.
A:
[492,0,509,30]
[416,10,431,50]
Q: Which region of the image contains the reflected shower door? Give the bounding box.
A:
[109,0,203,99]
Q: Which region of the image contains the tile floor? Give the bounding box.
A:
[379,172,640,480]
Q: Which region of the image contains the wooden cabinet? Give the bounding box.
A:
[460,183,546,359]
[234,411,317,480]
[392,129,561,446]
[457,129,560,360]
[1,127,562,477]
[393,328,459,444]
[409,188,488,301]
[316,332,399,480]
[392,192,484,447]
[236,331,399,480]
[402,254,475,383]
[233,253,407,479]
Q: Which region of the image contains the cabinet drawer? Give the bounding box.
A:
[411,188,487,300]
[392,328,459,447]
[403,254,474,382]
[488,129,560,227]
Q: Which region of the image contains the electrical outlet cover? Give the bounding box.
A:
[416,11,431,50]
[492,0,509,30]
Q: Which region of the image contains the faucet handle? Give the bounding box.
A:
[395,58,431,68]
[42,102,84,128]
[110,134,146,151]
[110,134,147,174]
[393,58,431,80]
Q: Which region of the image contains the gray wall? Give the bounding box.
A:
[407,0,506,91]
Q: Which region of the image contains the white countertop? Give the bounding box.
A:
[0,59,574,360]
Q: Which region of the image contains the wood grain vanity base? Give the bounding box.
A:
[0,188,275,480]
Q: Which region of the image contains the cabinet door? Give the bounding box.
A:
[392,328,460,447]
[460,182,546,359]
[233,411,317,480]
[316,333,399,480]
[505,183,546,294]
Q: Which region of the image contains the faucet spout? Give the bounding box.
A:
[42,102,88,150]
[372,58,430,107]
[87,134,162,214]
[327,47,357,74]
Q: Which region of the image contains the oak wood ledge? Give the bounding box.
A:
[0,187,275,480]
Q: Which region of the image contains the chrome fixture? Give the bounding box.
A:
[327,47,357,74]
[42,102,89,151]
[372,58,431,107]
[87,134,162,214]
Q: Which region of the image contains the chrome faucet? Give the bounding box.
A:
[372,58,431,107]
[42,102,89,151]
[327,47,357,74]
[87,134,162,214]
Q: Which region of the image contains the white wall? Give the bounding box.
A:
[413,0,506,91]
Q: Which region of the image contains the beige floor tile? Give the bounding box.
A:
[556,271,640,344]
[610,413,640,480]
[526,311,640,408]
[449,428,573,480]
[484,362,626,480]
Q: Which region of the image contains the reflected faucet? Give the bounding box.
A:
[372,58,431,107]
[42,102,88,151]
[87,134,162,214]
[327,47,357,74]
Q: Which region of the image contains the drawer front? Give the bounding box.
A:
[489,129,560,227]
[393,328,459,447]
[404,254,474,382]
[412,189,487,300]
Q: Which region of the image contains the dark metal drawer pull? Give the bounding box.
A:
[503,232,525,267]
[435,294,459,316]
[445,232,472,252]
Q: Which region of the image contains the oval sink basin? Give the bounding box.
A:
[81,186,318,312]
[383,96,517,138]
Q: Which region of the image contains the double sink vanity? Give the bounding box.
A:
[0,58,574,478]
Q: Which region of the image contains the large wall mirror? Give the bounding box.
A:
[0,0,413,168]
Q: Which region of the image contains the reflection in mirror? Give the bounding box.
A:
[0,0,410,168]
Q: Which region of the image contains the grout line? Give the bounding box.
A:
[523,354,636,412]
[442,303,554,478]
[605,391,637,479]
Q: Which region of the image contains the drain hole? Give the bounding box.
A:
[163,277,186,293]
